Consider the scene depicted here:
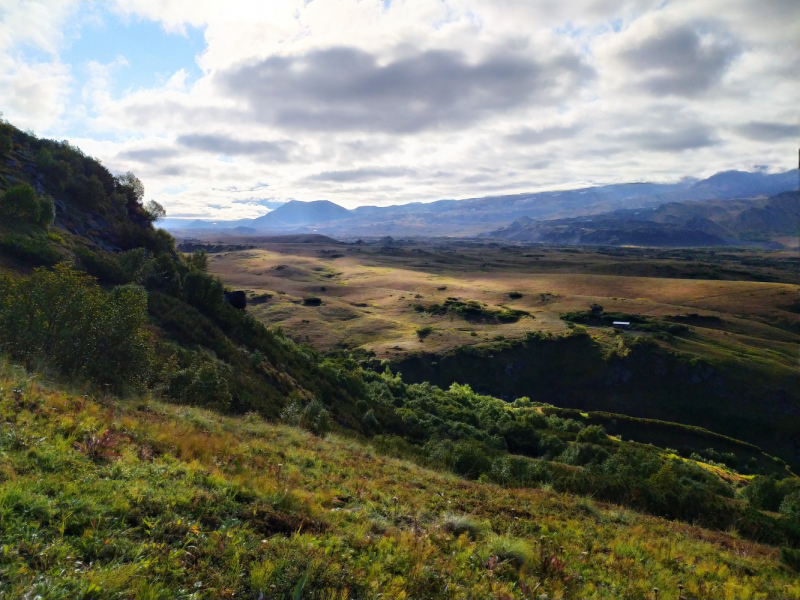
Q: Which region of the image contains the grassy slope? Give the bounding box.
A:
[2,364,798,600]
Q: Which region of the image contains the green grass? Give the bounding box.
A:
[1,363,799,599]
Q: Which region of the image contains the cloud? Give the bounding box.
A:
[176,134,293,160]
[117,147,179,162]
[217,46,594,134]
[617,23,741,97]
[507,124,583,145]
[3,0,798,219]
[735,121,797,141]
[304,166,416,182]
[615,125,719,151]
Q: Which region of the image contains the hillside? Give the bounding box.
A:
[2,119,800,596]
[4,368,800,599]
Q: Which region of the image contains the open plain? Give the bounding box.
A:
[202,238,799,370]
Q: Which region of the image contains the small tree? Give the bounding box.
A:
[116,171,145,208]
[38,195,55,226]
[185,249,209,273]
[144,200,166,222]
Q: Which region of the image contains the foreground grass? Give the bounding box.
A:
[1,365,797,599]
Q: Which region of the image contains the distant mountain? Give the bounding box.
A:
[250,200,351,229]
[683,170,799,200]
[486,216,728,246]
[486,190,799,247]
[162,169,798,238]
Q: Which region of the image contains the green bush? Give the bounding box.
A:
[185,249,209,272]
[0,263,153,389]
[183,270,225,314]
[557,442,611,466]
[0,183,41,222]
[576,424,608,445]
[0,234,60,266]
[281,399,331,437]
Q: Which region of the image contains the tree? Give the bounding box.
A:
[185,249,209,273]
[38,195,55,226]
[144,200,166,222]
[116,171,145,208]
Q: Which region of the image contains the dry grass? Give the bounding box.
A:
[203,241,799,369]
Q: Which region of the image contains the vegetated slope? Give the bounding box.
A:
[390,331,800,470]
[485,216,730,247]
[2,367,800,600]
[3,119,800,592]
[487,191,800,248]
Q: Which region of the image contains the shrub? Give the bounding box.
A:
[416,325,434,338]
[0,183,40,222]
[780,493,800,520]
[557,443,611,466]
[576,424,608,445]
[37,195,55,226]
[185,249,209,272]
[741,476,784,512]
[183,270,225,314]
[0,234,60,266]
[538,434,567,458]
[184,362,232,410]
[281,399,331,437]
[0,263,153,389]
[781,547,800,571]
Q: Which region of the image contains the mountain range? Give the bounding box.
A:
[163,169,799,241]
[485,190,799,247]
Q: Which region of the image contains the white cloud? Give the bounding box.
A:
[1,0,798,218]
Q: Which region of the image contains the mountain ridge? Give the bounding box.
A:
[163,169,798,238]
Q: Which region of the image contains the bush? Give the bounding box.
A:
[0,183,41,222]
[0,234,60,266]
[183,270,224,314]
[781,547,800,571]
[557,443,611,466]
[185,249,209,272]
[741,476,784,512]
[281,399,331,437]
[576,425,608,445]
[780,493,800,520]
[0,263,153,389]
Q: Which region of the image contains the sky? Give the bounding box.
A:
[0,0,798,220]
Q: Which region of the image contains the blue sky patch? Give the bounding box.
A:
[63,3,206,100]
